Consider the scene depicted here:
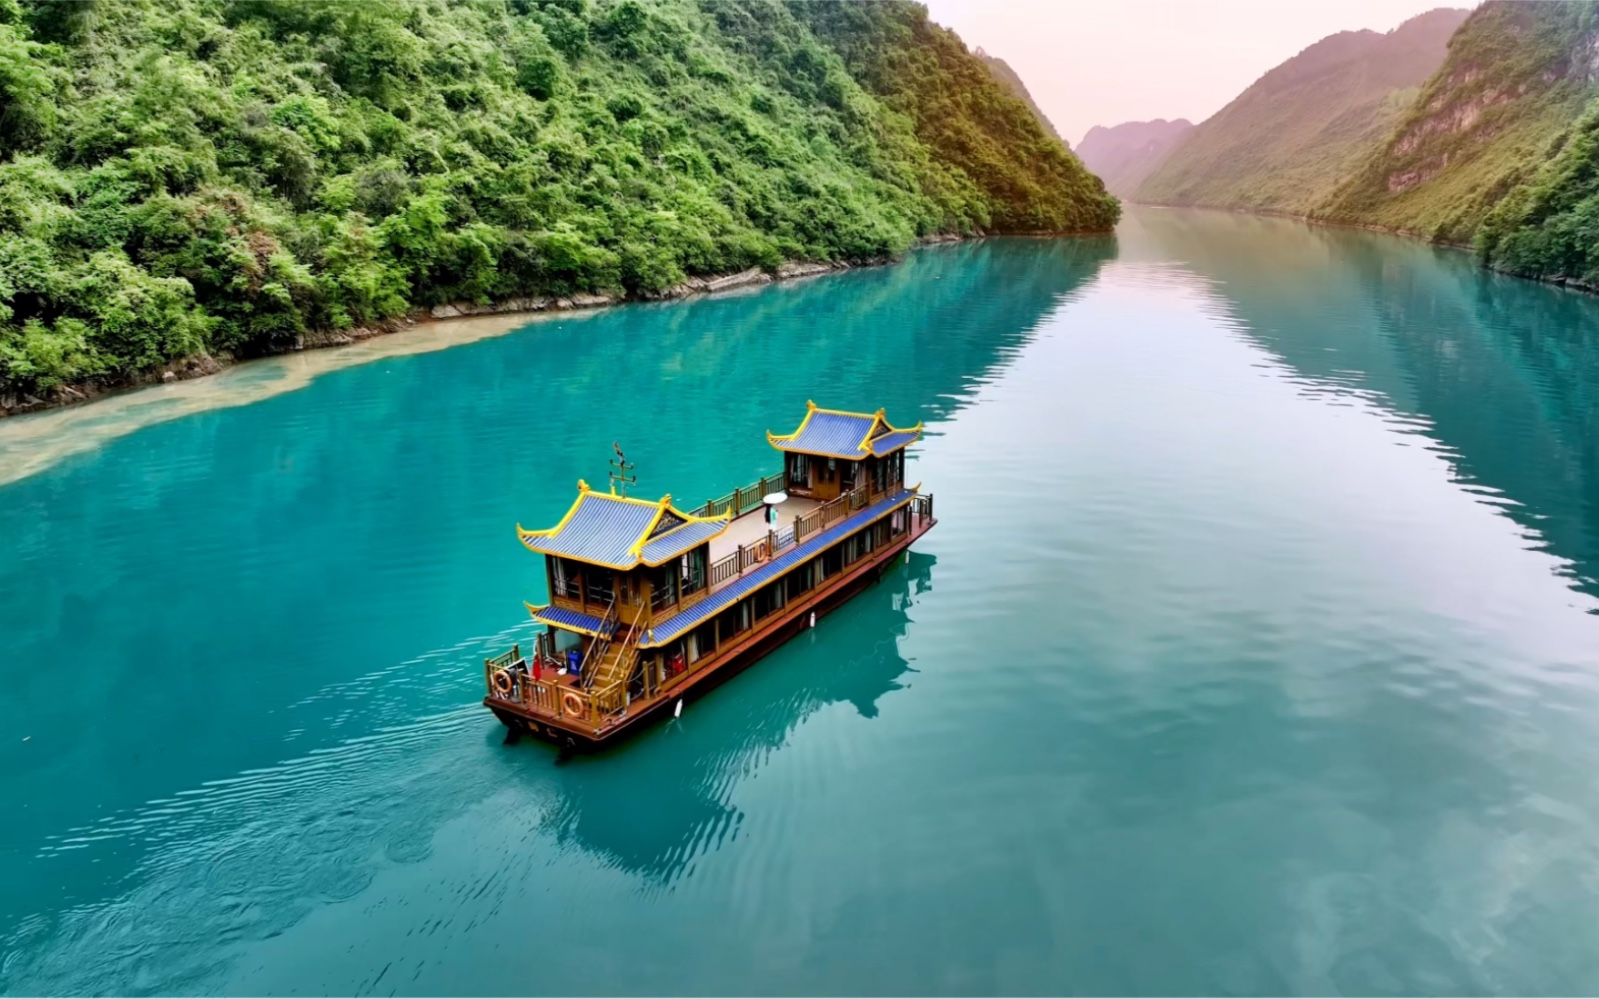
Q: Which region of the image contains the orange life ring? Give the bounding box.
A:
[492,669,514,696]
[562,690,585,717]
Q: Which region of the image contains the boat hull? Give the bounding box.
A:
[485,521,931,751]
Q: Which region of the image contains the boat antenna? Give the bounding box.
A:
[608,441,636,497]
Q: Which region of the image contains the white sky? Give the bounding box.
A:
[918,0,1477,147]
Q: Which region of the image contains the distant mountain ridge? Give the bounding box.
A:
[974,47,1063,144]
[1075,119,1194,198]
[1135,7,1469,214]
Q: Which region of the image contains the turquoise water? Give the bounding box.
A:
[5,207,1599,995]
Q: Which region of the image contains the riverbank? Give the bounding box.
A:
[0,236,985,487]
[1128,200,1476,252]
[0,239,967,420]
[1135,200,1599,294]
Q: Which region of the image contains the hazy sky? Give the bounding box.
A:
[919,0,1477,147]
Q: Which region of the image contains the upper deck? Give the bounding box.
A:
[707,495,822,576]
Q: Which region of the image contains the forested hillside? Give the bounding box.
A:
[792,2,1113,233]
[1135,8,1467,214]
[1321,1,1599,246]
[1476,100,1599,287]
[974,48,1063,144]
[1075,119,1193,198]
[0,0,1117,404]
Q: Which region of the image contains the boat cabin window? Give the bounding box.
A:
[550,556,578,599]
[841,527,876,566]
[687,622,716,663]
[715,600,751,643]
[753,579,785,620]
[665,640,687,677]
[840,461,856,490]
[786,452,808,488]
[786,563,812,601]
[891,509,907,537]
[821,544,842,579]
[650,563,678,610]
[679,546,707,596]
[584,567,615,605]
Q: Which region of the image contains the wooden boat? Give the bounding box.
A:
[482,401,937,750]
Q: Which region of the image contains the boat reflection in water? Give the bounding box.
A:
[519,550,935,884]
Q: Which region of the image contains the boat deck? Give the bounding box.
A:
[708,495,822,564]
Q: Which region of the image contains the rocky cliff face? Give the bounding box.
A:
[1134,8,1468,215]
[1075,120,1194,198]
[1319,1,1599,242]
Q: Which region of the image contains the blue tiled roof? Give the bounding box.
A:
[777,410,876,457]
[526,492,658,567]
[519,487,730,569]
[529,603,618,637]
[870,429,921,457]
[641,489,916,648]
[640,519,728,565]
[769,404,922,459]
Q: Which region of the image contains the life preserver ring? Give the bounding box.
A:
[492,669,514,696]
[562,690,585,717]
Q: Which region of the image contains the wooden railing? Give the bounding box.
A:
[601,602,647,690]
[740,538,770,572]
[590,677,628,716]
[793,484,868,545]
[692,472,784,519]
[484,644,522,699]
[709,548,741,587]
[909,492,934,526]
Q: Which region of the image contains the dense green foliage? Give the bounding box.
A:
[0,0,1115,400]
[791,2,1116,233]
[1318,1,1599,243]
[1136,8,1467,215]
[974,50,1062,144]
[1477,99,1599,284]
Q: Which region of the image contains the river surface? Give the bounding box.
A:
[4,208,1599,995]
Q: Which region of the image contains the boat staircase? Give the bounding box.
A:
[583,602,647,712]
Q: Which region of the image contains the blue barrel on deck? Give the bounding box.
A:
[567,648,581,676]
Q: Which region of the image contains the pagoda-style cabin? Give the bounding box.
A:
[482,403,937,749]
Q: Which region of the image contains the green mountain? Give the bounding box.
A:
[1320,1,1599,247]
[974,47,1063,144]
[1136,8,1469,215]
[791,3,1114,233]
[1076,119,1193,199]
[0,0,1117,402]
